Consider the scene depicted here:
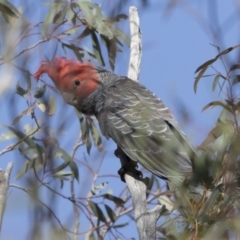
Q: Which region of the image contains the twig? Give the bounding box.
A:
[0,162,13,232]
[70,133,83,240]
[10,183,70,237]
[0,39,48,65]
[0,122,39,157]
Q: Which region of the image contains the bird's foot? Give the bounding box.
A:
[117,166,143,182]
[114,146,143,182]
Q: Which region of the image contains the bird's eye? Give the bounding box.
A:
[74,80,80,86]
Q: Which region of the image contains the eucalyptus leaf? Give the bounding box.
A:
[212,75,220,92]
[16,81,27,96]
[12,106,34,125]
[42,2,63,39]
[34,84,46,98]
[102,193,125,206]
[48,94,56,116]
[104,204,117,223]
[88,200,107,223]
[55,147,79,181]
[0,0,20,19]
[194,66,208,93]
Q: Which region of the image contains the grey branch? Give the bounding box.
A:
[125,6,164,240]
[125,174,165,239]
[128,6,142,81]
[0,162,13,232]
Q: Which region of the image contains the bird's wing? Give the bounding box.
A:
[98,78,193,184]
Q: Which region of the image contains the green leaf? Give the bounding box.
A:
[100,35,117,70]
[54,171,72,178]
[63,27,78,35]
[61,43,84,61]
[88,200,107,223]
[146,174,154,199]
[48,94,56,115]
[16,160,32,179]
[34,84,46,98]
[20,144,44,163]
[26,70,31,91]
[76,111,92,154]
[0,131,16,142]
[16,157,43,179]
[81,45,95,60]
[90,123,103,151]
[93,4,103,21]
[55,147,79,181]
[110,26,130,46]
[96,21,113,39]
[77,1,96,26]
[12,106,34,125]
[104,204,117,223]
[195,58,217,74]
[201,74,216,78]
[42,3,63,39]
[229,63,240,72]
[88,232,95,240]
[85,134,92,155]
[91,30,105,66]
[202,101,233,113]
[232,75,240,85]
[105,14,128,23]
[216,44,240,58]
[21,146,42,158]
[51,161,70,174]
[53,3,69,24]
[212,75,221,92]
[113,223,128,229]
[194,66,208,93]
[102,193,125,206]
[66,6,75,23]
[36,101,47,112]
[198,121,233,150]
[1,125,36,147]
[69,2,79,25]
[199,184,223,216]
[16,81,27,96]
[0,0,20,19]
[77,27,91,39]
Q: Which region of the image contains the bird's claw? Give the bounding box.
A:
[117,166,143,182]
[118,167,126,182]
[115,146,143,182]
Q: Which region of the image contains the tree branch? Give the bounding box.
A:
[70,133,83,240]
[0,162,13,232]
[128,7,142,81]
[120,6,165,240]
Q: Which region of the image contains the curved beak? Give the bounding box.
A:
[61,91,78,106]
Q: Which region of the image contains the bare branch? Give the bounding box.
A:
[70,133,83,240]
[123,6,164,240]
[10,183,70,237]
[125,174,165,239]
[128,6,142,81]
[0,162,13,232]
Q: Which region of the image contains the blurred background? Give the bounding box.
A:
[0,0,240,239]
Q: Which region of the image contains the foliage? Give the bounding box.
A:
[1,0,240,240]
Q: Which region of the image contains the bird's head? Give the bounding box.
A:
[34,57,100,106]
